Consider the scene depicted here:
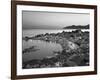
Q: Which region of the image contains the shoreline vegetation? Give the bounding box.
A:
[22,29,89,69]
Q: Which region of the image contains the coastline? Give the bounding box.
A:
[22,29,89,69]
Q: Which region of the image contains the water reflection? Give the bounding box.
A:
[22,40,62,62]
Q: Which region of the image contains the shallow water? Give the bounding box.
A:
[22,40,62,62]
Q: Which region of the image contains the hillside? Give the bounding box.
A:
[63,24,89,29]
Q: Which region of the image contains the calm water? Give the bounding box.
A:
[23,40,62,62]
[22,29,89,62]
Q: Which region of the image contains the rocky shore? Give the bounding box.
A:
[23,29,89,69]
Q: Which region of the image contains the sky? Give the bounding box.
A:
[22,11,90,29]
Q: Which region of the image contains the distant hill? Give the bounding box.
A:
[63,24,89,29]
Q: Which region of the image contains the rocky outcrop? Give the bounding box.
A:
[22,30,89,68]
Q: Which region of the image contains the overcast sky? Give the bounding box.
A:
[22,11,90,29]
